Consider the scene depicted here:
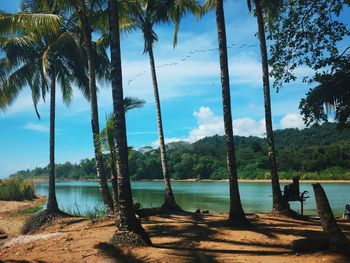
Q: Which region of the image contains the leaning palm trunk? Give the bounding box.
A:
[76,5,114,213]
[215,0,247,225]
[148,47,179,210]
[108,0,151,246]
[313,183,350,254]
[47,68,59,213]
[255,0,292,214]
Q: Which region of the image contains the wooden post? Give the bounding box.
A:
[301,200,304,216]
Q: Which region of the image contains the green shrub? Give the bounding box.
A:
[0,179,36,201]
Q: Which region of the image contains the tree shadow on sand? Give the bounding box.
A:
[145,213,294,261]
[142,212,350,261]
[96,242,149,263]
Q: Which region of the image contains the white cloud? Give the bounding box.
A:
[280,113,306,130]
[151,137,184,148]
[23,123,49,133]
[188,107,224,142]
[233,118,266,137]
[151,110,310,147]
[152,106,267,147]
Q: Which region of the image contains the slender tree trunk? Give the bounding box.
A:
[86,43,114,213]
[110,148,119,214]
[75,3,114,213]
[47,68,59,213]
[313,183,350,254]
[215,0,248,225]
[148,47,179,210]
[255,0,291,214]
[108,0,151,245]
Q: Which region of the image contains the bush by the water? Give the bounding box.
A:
[0,179,36,201]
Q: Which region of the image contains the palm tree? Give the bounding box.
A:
[125,0,200,211]
[70,0,114,213]
[100,97,145,211]
[203,0,248,225]
[247,0,295,215]
[0,11,60,111]
[108,0,151,245]
[1,1,88,214]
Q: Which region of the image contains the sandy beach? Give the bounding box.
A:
[0,203,350,262]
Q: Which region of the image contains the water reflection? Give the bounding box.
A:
[35,181,349,216]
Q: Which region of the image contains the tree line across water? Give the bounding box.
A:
[11,123,350,181]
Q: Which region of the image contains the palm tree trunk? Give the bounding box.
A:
[110,148,119,214]
[86,43,114,213]
[75,3,114,213]
[108,0,151,245]
[47,68,59,213]
[148,47,179,210]
[255,0,291,214]
[215,0,247,225]
[313,183,350,254]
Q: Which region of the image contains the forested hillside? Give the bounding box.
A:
[10,123,350,180]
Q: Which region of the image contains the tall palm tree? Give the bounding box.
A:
[203,0,248,225]
[70,0,114,213]
[1,1,88,214]
[247,0,295,215]
[125,0,199,211]
[108,0,151,245]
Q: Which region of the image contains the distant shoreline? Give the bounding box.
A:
[30,178,350,183]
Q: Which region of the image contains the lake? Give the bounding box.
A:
[35,181,350,216]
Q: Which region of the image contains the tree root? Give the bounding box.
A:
[160,201,183,213]
[109,230,150,247]
[21,209,69,234]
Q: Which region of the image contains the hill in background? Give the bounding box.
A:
[10,123,350,180]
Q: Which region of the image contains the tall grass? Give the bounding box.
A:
[62,203,107,220]
[0,178,36,201]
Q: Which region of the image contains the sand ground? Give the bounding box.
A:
[0,196,46,237]
[0,202,350,263]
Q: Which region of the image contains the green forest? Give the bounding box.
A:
[11,123,350,181]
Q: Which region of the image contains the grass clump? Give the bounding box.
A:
[0,178,36,201]
[12,206,43,216]
[62,203,107,220]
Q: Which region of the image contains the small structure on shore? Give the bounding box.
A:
[283,176,309,215]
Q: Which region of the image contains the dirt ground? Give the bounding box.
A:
[0,196,46,237]
[1,207,350,263]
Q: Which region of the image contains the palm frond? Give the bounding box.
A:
[0,12,60,35]
[124,97,146,112]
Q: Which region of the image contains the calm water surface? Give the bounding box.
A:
[35,181,350,216]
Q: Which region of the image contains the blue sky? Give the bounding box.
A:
[1,1,348,177]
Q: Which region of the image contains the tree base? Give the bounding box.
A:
[110,230,151,247]
[160,201,183,213]
[272,208,299,218]
[272,201,300,218]
[21,209,68,234]
[228,213,250,227]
